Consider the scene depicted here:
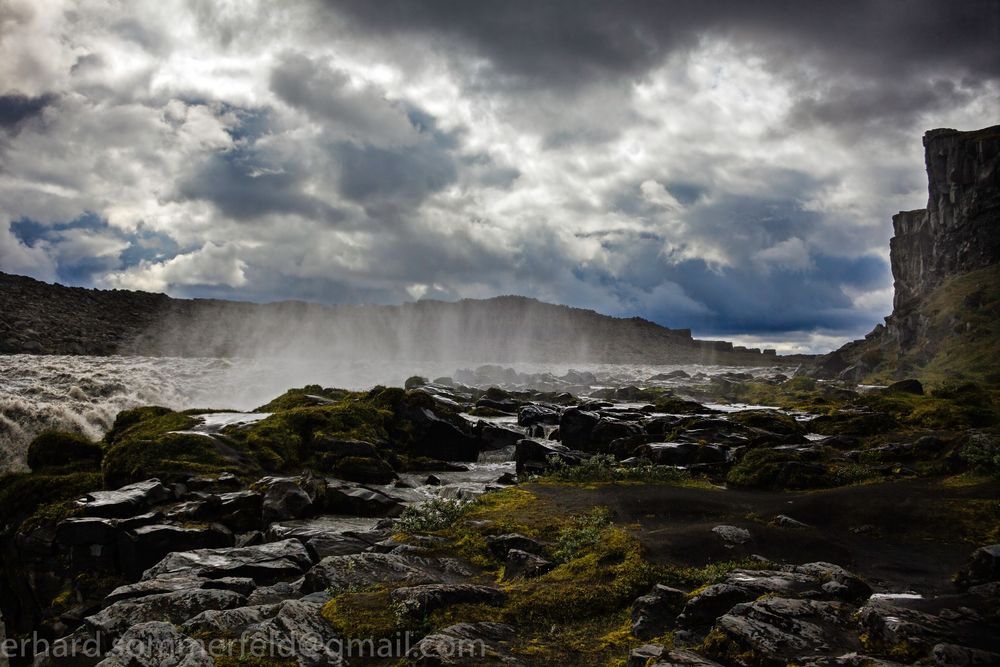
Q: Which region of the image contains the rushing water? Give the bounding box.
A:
[0,354,794,472]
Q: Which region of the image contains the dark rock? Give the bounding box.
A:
[642,442,727,466]
[142,538,313,584]
[495,472,518,485]
[514,438,586,474]
[55,517,119,546]
[331,454,398,485]
[885,379,924,395]
[559,408,601,449]
[712,525,752,546]
[239,599,341,666]
[518,404,561,427]
[117,523,234,578]
[631,584,686,639]
[30,628,102,667]
[475,422,525,450]
[257,475,324,524]
[85,588,245,647]
[75,479,170,519]
[955,544,1000,588]
[503,549,553,580]
[708,597,856,665]
[424,474,442,486]
[485,533,547,558]
[323,479,405,517]
[95,621,212,666]
[182,604,278,634]
[214,489,263,531]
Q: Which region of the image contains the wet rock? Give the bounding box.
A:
[495,472,518,485]
[213,490,262,531]
[410,413,481,462]
[303,552,473,594]
[257,475,325,523]
[955,544,1000,588]
[143,538,313,584]
[267,516,389,560]
[678,563,871,629]
[559,408,601,450]
[75,480,170,519]
[323,479,405,517]
[631,584,686,639]
[95,621,212,667]
[30,628,102,667]
[514,438,586,474]
[391,584,506,616]
[517,404,560,427]
[330,454,397,485]
[475,422,524,450]
[424,474,442,486]
[707,597,856,666]
[85,588,245,647]
[185,472,242,493]
[118,523,234,578]
[245,580,303,606]
[406,622,522,666]
[503,549,553,580]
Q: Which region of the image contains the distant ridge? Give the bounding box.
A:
[0,272,809,365]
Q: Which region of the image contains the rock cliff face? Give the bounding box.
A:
[887,126,1000,349]
[826,124,1000,382]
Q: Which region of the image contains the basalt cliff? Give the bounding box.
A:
[820,124,1000,383]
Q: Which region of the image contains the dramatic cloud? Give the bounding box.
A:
[0,0,997,351]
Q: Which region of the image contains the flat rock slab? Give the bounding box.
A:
[76,479,170,519]
[142,538,313,584]
[303,552,474,594]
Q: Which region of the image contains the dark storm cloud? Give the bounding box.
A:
[320,0,1000,88]
[0,92,55,130]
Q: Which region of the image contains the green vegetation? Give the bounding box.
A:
[960,432,1000,478]
[542,454,705,487]
[0,471,101,532]
[26,430,103,472]
[396,497,471,533]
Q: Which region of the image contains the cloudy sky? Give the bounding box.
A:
[1,1,998,352]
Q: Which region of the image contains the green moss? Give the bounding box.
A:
[652,396,710,414]
[321,586,408,640]
[26,431,102,472]
[102,431,240,487]
[103,406,180,446]
[254,385,354,412]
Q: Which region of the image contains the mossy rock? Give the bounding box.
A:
[255,385,354,412]
[104,407,198,447]
[104,406,177,445]
[809,410,899,437]
[653,396,711,414]
[102,432,243,487]
[726,449,829,489]
[27,431,103,472]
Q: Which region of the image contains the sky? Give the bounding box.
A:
[0,1,998,353]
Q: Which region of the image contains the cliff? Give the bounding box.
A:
[0,272,803,365]
[823,124,1000,382]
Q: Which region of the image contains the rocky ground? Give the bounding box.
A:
[0,371,998,666]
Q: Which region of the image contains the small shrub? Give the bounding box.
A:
[552,507,612,562]
[960,433,1000,478]
[396,497,470,533]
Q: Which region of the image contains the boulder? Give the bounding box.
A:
[117,523,234,578]
[514,439,586,474]
[885,379,924,395]
[955,544,1000,588]
[142,538,313,584]
[323,479,405,517]
[257,475,325,524]
[712,525,752,546]
[706,597,856,666]
[503,550,553,580]
[75,480,170,519]
[559,408,600,450]
[330,455,397,485]
[182,604,279,634]
[85,588,245,647]
[94,621,212,667]
[55,517,120,546]
[631,584,686,639]
[30,628,102,667]
[213,490,263,531]
[517,404,560,427]
[485,533,548,558]
[643,442,727,466]
[239,600,341,667]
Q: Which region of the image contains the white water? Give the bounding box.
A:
[0,354,792,473]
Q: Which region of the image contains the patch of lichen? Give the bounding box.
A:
[0,471,102,532]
